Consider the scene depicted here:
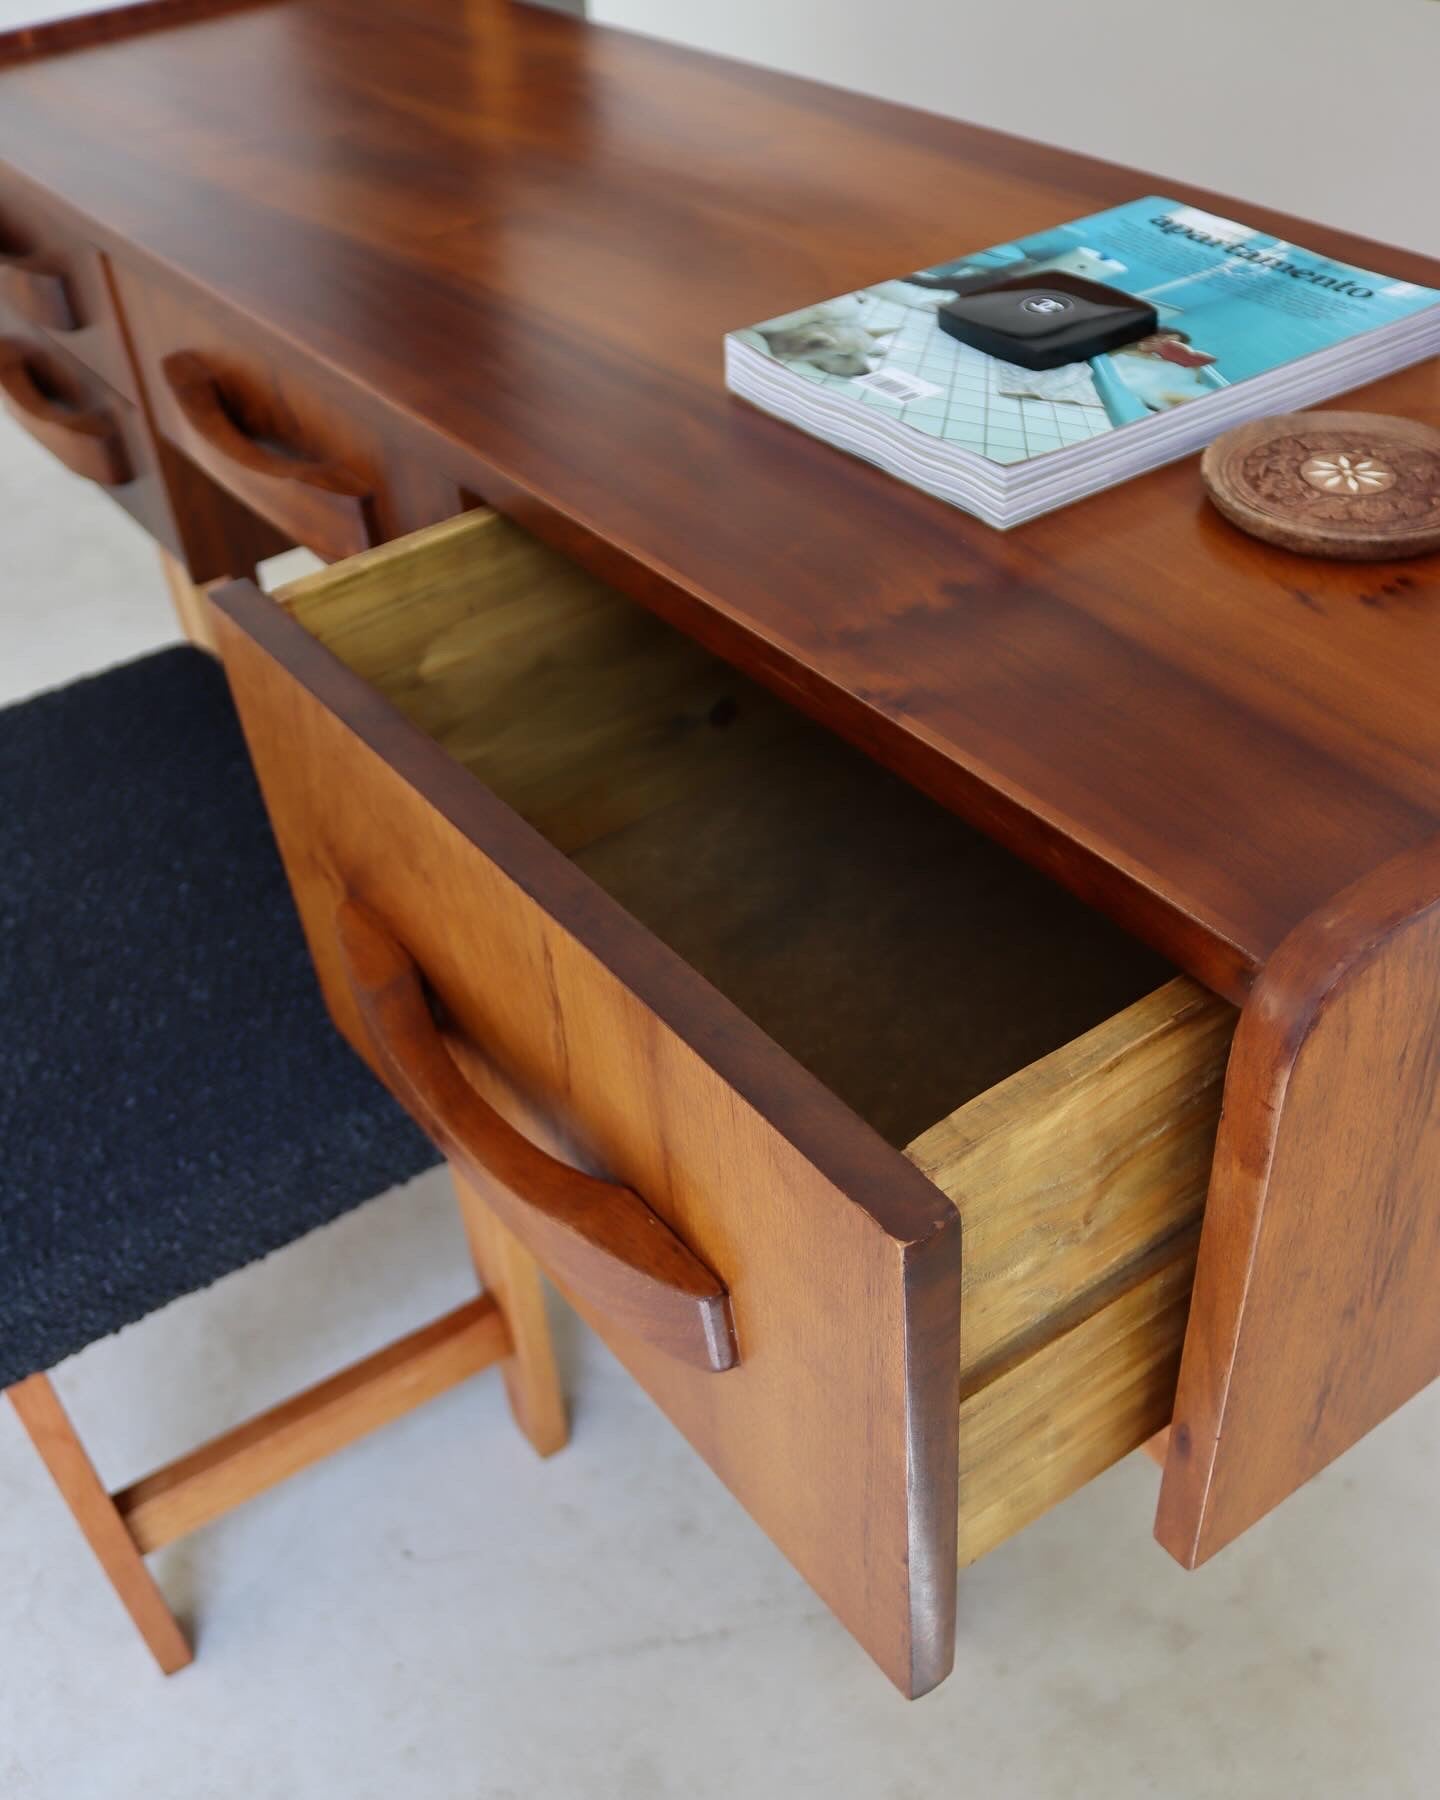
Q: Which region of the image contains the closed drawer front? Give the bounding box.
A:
[114,264,462,561]
[0,167,136,401]
[0,330,174,548]
[212,513,1236,1697]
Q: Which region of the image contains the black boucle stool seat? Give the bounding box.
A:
[1,645,567,1674]
[0,647,442,1388]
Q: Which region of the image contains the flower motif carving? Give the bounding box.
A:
[1299,451,1397,497]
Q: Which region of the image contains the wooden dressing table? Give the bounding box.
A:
[2,0,1437,1698]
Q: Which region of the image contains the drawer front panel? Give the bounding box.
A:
[211,566,963,1700]
[0,168,136,400]
[0,330,175,549]
[115,267,460,559]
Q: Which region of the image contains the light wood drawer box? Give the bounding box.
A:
[113,265,464,561]
[211,512,1236,1697]
[0,167,137,402]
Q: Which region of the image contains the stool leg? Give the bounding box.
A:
[7,1373,193,1675]
[449,1165,569,1457]
[158,547,221,654]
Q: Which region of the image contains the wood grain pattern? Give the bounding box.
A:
[6,1374,193,1675]
[98,247,292,582]
[450,1165,569,1458]
[907,978,1234,1384]
[337,896,738,1374]
[276,510,803,860]
[2,0,1436,995]
[0,335,129,482]
[956,1240,1197,1568]
[117,262,467,553]
[286,515,1231,1565]
[209,573,963,1699]
[7,0,1437,1634]
[160,350,377,561]
[112,1295,508,1554]
[270,512,1242,1584]
[1157,835,1440,1566]
[278,510,1177,1153]
[0,324,203,560]
[210,511,1240,1679]
[904,980,1229,1568]
[0,163,137,397]
[158,544,220,651]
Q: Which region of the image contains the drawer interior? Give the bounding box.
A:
[282,512,1174,1148]
[277,511,1236,1564]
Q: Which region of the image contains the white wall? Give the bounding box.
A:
[589,0,1439,256]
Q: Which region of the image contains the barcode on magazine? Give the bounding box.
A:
[849,369,944,403]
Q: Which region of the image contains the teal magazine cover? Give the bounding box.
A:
[724,198,1440,523]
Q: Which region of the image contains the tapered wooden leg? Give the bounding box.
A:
[450,1165,569,1457]
[7,1373,193,1675]
[158,546,221,654]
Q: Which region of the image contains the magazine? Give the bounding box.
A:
[723,198,1440,528]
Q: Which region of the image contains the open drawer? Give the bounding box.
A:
[211,512,1235,1696]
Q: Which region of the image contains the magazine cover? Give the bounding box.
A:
[728,198,1439,468]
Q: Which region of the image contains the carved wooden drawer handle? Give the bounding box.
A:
[0,341,130,485]
[0,244,78,332]
[161,351,377,560]
[335,898,738,1373]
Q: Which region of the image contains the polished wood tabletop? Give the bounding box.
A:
[1,0,1436,1001]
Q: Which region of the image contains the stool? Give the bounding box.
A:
[0,646,567,1672]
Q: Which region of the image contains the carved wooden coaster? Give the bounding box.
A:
[1201,411,1440,560]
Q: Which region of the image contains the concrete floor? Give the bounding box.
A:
[2,412,1438,1799]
